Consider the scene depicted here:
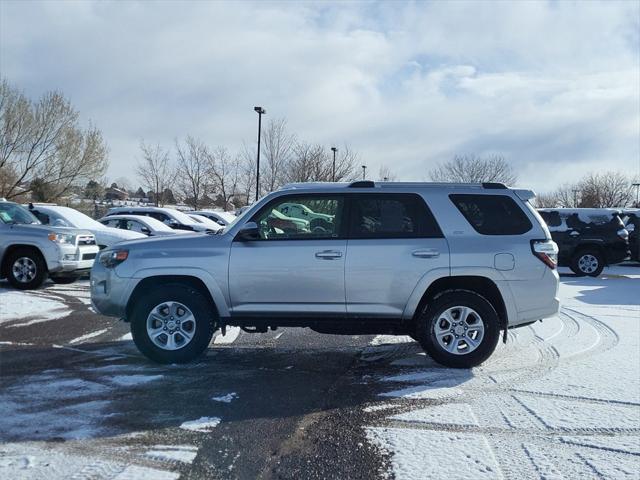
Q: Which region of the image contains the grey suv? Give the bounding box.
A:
[1,200,98,289]
[91,181,560,368]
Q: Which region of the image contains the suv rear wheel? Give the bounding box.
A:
[570,249,604,277]
[6,248,47,290]
[130,283,216,363]
[415,290,500,368]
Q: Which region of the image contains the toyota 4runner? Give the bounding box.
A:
[91,181,560,368]
[1,200,99,289]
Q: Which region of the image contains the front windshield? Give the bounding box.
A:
[166,208,199,225]
[0,202,41,225]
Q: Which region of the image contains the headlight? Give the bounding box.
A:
[48,232,76,244]
[99,249,129,268]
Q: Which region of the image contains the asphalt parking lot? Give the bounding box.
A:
[1,266,639,479]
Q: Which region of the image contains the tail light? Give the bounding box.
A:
[531,239,558,269]
[617,228,629,241]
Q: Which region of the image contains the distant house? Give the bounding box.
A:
[104,184,129,201]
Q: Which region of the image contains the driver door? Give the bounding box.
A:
[229,194,347,317]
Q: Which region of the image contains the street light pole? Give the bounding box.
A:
[572,189,579,207]
[331,147,337,182]
[633,183,640,207]
[361,165,367,180]
[254,106,266,202]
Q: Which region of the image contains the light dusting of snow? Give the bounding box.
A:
[1,288,70,326]
[213,326,241,344]
[107,374,164,387]
[113,465,179,480]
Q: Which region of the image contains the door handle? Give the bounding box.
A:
[315,250,343,259]
[412,249,439,258]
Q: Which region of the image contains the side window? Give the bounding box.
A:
[252,196,344,240]
[148,212,170,224]
[539,211,561,227]
[128,220,147,233]
[32,210,50,224]
[450,194,532,235]
[348,194,442,238]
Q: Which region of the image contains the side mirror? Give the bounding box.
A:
[236,221,260,241]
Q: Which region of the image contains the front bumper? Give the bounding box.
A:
[90,260,137,318]
[48,244,99,274]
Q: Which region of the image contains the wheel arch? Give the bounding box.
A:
[410,275,509,331]
[125,274,223,322]
[1,244,48,278]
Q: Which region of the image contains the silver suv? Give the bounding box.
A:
[1,200,99,289]
[91,181,560,368]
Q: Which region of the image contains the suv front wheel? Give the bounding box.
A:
[6,248,48,290]
[415,290,501,368]
[130,283,216,363]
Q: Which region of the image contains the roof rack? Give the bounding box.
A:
[482,182,507,189]
[348,180,376,188]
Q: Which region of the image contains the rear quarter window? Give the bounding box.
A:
[450,194,532,235]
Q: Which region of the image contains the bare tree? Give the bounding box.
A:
[578,171,633,208]
[238,141,257,205]
[209,146,240,211]
[0,79,108,200]
[378,164,398,182]
[175,136,211,209]
[260,118,295,194]
[429,154,517,185]
[284,143,360,183]
[136,141,171,206]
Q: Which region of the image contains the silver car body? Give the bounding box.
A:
[1,202,98,278]
[190,210,236,226]
[98,214,192,237]
[105,206,213,233]
[91,182,560,330]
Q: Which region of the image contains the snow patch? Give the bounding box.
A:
[392,403,479,427]
[367,427,502,479]
[69,328,108,344]
[180,416,221,432]
[213,326,241,344]
[107,375,164,387]
[144,445,198,464]
[113,465,179,480]
[0,288,71,325]
[212,392,237,403]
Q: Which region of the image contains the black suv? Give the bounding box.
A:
[538,208,630,276]
[621,209,639,262]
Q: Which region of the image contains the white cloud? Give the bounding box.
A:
[0,0,638,193]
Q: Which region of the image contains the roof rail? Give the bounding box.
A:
[482,182,507,189]
[349,180,376,188]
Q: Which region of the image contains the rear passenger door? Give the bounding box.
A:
[345,193,450,318]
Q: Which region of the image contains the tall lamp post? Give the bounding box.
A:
[331,147,338,182]
[254,106,266,202]
[633,183,640,207]
[361,165,367,180]
[572,189,579,207]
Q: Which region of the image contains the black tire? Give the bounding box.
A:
[130,283,217,364]
[51,276,77,285]
[570,249,604,277]
[414,290,501,368]
[5,248,48,290]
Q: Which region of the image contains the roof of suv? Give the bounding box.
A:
[280,180,510,191]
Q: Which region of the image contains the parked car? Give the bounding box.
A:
[104,206,215,233]
[538,208,630,276]
[621,209,639,262]
[91,181,560,368]
[189,210,236,226]
[98,215,191,237]
[27,204,145,249]
[186,214,223,231]
[1,200,98,289]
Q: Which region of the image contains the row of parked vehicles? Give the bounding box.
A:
[0,200,237,289]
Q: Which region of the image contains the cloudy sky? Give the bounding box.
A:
[1,0,638,193]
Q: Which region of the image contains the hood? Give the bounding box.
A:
[109,231,208,249]
[10,223,94,237]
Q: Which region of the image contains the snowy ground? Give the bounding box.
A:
[364,265,640,479]
[1,266,638,479]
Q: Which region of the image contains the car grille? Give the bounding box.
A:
[77,235,96,246]
[82,253,97,260]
